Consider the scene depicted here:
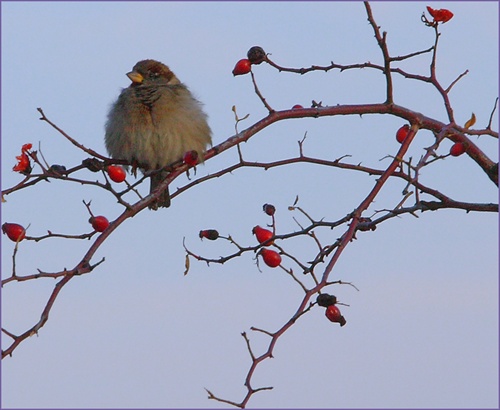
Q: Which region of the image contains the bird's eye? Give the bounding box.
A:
[149,71,160,79]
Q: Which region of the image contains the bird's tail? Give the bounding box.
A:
[149,170,171,210]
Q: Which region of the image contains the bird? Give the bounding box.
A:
[105,59,212,209]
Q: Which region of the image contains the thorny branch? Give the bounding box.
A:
[2,2,497,408]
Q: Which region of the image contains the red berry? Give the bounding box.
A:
[2,223,26,242]
[262,203,276,216]
[199,229,219,240]
[325,305,346,326]
[107,165,126,183]
[292,104,303,110]
[183,150,199,166]
[260,248,281,268]
[89,216,109,232]
[449,142,466,157]
[396,124,410,143]
[253,225,274,245]
[232,59,251,76]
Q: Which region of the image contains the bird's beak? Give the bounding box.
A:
[127,71,144,84]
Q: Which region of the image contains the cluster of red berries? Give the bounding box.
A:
[93,166,121,232]
[232,46,266,76]
[9,148,205,241]
[254,204,281,268]
[317,293,346,326]
[2,215,111,243]
[395,124,467,157]
[199,203,281,268]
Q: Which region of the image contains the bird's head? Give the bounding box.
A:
[127,59,180,86]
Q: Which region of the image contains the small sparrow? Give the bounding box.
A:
[105,59,212,209]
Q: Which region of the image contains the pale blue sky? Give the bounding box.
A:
[1,2,498,408]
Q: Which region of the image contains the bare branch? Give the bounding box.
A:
[364,1,393,103]
[37,108,109,160]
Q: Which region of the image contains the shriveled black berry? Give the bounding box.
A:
[247,46,267,65]
[263,203,276,216]
[49,164,67,175]
[199,229,219,240]
[82,158,103,172]
[316,293,337,307]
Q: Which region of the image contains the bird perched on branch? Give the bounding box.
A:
[105,59,212,209]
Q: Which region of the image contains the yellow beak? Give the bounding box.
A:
[126,71,144,84]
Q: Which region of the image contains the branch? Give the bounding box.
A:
[37,108,109,160]
[364,1,393,103]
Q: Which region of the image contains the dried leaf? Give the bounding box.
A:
[184,254,190,276]
[464,113,476,129]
